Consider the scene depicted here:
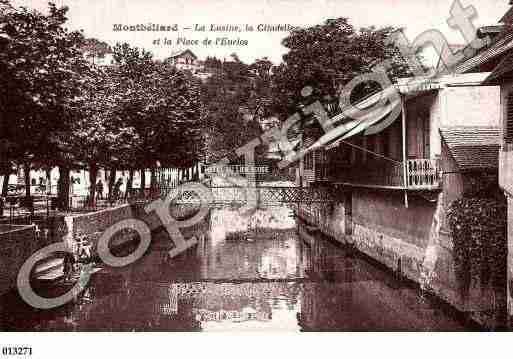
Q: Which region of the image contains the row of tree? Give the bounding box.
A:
[0,1,412,208]
[0,1,204,208]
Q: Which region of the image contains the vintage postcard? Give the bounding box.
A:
[0,0,512,356]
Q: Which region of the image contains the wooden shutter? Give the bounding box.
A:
[506,92,513,144]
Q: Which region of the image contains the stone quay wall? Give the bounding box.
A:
[63,205,136,253]
[507,196,513,321]
[62,202,205,255]
[0,200,205,297]
[296,188,504,327]
[0,225,36,296]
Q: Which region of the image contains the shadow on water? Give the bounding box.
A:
[0,204,479,331]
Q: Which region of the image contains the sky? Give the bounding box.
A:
[12,0,511,64]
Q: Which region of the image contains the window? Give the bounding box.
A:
[506,92,513,144]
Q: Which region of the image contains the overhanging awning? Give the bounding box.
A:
[302,73,492,155]
[309,86,402,152]
[440,127,501,170]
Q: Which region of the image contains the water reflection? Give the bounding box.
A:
[1,206,467,331]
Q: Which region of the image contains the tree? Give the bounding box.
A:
[112,43,204,189]
[272,18,412,120]
[56,63,138,206]
[201,55,273,163]
[0,138,15,196]
[0,1,88,204]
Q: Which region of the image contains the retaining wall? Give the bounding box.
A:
[62,202,205,255]
[297,188,505,327]
[0,225,36,296]
[508,196,513,321]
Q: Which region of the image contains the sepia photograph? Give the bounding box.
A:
[0,0,512,356]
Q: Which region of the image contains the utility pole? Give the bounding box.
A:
[401,95,409,208]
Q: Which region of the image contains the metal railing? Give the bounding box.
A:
[326,158,441,190]
[406,158,441,190]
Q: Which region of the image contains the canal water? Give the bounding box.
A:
[1,205,469,331]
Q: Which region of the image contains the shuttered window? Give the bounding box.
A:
[506,92,513,144]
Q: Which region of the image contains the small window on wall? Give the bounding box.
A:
[506,92,513,144]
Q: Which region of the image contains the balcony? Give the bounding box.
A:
[406,159,441,190]
[326,158,441,190]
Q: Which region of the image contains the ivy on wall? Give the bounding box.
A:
[447,197,507,297]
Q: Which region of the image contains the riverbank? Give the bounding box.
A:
[296,217,484,330]
[294,198,506,330]
[1,204,471,331]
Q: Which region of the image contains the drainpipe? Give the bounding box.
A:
[401,95,409,208]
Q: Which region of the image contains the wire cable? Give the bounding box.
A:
[331,138,403,165]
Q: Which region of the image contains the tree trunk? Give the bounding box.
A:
[0,177,6,197]
[24,162,31,199]
[88,163,98,207]
[140,169,146,191]
[150,168,159,198]
[0,167,9,197]
[149,168,154,188]
[46,168,52,194]
[125,169,134,199]
[57,166,70,211]
[108,168,117,201]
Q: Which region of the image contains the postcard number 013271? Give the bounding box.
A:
[1,347,32,356]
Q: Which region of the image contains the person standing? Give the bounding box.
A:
[113,177,123,201]
[96,179,104,200]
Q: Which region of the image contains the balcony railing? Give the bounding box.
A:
[327,160,404,188]
[325,158,441,190]
[406,159,441,190]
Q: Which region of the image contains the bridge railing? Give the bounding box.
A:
[208,185,333,204]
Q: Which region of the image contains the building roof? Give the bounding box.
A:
[477,25,505,38]
[395,72,491,97]
[440,127,501,170]
[453,32,513,74]
[167,49,197,59]
[484,50,513,83]
[436,25,507,74]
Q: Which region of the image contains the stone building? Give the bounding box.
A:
[293,18,513,324]
[165,49,201,72]
[165,49,212,81]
